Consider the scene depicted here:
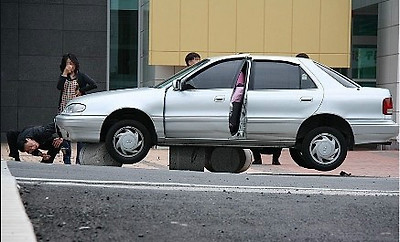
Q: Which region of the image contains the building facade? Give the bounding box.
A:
[1,0,399,146]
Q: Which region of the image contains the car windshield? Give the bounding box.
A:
[154,59,210,88]
[315,62,360,88]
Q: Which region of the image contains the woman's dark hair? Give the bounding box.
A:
[59,53,80,73]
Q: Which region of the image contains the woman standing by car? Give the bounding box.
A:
[57,53,97,164]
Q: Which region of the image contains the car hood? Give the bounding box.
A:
[69,87,166,116]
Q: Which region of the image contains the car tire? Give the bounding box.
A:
[289,148,311,169]
[301,127,347,171]
[105,120,152,164]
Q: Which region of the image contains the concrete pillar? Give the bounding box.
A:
[80,143,122,166]
[377,0,399,147]
[206,147,252,173]
[169,146,252,173]
[169,146,206,171]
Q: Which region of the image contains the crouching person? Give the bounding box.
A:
[15,122,69,164]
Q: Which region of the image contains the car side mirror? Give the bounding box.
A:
[172,79,181,91]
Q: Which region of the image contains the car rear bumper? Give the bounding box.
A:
[351,120,399,145]
[55,114,106,142]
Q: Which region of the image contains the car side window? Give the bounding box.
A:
[185,59,243,89]
[300,69,317,89]
[250,61,316,89]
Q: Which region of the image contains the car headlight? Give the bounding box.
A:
[63,103,86,113]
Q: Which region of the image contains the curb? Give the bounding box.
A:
[1,160,36,242]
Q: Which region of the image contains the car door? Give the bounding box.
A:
[164,59,245,140]
[246,60,323,144]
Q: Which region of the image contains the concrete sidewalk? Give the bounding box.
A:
[1,143,399,241]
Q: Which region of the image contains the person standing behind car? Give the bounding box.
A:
[185,52,201,66]
[57,53,97,164]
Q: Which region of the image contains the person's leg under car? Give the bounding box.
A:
[251,149,262,164]
[62,140,71,164]
[272,148,282,165]
[76,142,83,164]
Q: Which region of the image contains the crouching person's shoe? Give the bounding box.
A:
[40,159,53,164]
[9,152,20,161]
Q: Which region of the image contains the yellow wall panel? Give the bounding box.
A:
[209,52,237,57]
[265,0,292,53]
[149,0,351,67]
[237,0,264,53]
[151,51,180,66]
[320,54,350,68]
[150,0,180,51]
[292,0,321,54]
[320,0,351,53]
[209,0,236,52]
[267,52,293,57]
[180,0,209,52]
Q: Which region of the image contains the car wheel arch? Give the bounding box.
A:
[100,108,157,145]
[296,114,354,149]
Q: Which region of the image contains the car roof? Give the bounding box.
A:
[207,54,308,65]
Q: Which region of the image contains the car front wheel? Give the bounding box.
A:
[301,127,347,171]
[105,120,152,164]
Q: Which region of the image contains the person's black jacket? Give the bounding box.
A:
[16,123,61,155]
[57,71,97,110]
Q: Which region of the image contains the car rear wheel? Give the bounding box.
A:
[105,120,152,164]
[301,127,347,171]
[289,148,311,169]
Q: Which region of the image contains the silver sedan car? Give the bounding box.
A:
[55,54,399,171]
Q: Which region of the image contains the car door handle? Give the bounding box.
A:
[300,97,313,102]
[214,96,225,102]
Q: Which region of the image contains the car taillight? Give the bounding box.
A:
[383,97,393,115]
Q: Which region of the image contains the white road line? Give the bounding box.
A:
[16,177,399,197]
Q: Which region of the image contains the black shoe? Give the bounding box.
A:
[40,160,53,164]
[9,152,20,161]
[252,160,262,164]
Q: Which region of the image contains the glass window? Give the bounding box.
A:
[250,61,307,89]
[315,62,360,88]
[351,45,377,79]
[300,69,317,89]
[185,59,244,89]
[155,59,210,88]
[353,15,377,36]
[109,0,138,90]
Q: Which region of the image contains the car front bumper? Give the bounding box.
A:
[55,114,106,142]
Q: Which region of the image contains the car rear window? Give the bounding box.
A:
[250,61,317,89]
[315,62,360,88]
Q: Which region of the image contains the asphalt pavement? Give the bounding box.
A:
[1,143,399,241]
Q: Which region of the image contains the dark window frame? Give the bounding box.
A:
[249,60,317,90]
[184,59,245,89]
